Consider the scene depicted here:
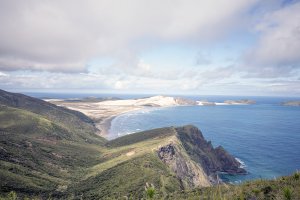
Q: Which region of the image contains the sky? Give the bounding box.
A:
[0,0,300,96]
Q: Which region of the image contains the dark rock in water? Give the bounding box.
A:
[157,125,246,187]
[175,125,246,175]
[158,143,211,188]
[214,146,246,174]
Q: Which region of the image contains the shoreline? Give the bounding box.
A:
[95,115,116,137]
[48,99,144,139]
[48,96,257,139]
[96,107,144,138]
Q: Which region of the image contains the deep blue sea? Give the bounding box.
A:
[30,92,300,183]
[108,96,300,183]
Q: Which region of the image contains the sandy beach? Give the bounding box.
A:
[48,96,256,138]
[48,96,189,138]
[48,100,143,137]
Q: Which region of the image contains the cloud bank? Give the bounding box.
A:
[0,0,257,72]
[244,1,300,78]
[0,0,299,96]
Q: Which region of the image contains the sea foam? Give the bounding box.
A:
[235,158,247,169]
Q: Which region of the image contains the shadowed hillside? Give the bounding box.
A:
[0,89,105,145]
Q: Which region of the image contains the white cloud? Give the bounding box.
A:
[114,80,130,90]
[0,71,9,77]
[0,0,258,73]
[1,0,299,96]
[243,2,300,77]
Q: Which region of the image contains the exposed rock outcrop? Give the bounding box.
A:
[158,143,211,188]
[157,125,246,188]
[175,126,246,175]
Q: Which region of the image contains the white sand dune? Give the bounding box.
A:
[97,95,181,107]
[49,96,192,138]
[49,96,254,138]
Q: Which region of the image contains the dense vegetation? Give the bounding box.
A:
[170,172,300,200]
[0,105,106,198]
[1,172,299,199]
[0,90,299,199]
[0,90,106,198]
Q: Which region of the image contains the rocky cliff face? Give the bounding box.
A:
[158,143,211,189]
[157,125,246,188]
[175,126,246,175]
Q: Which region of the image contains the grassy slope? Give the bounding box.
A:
[71,153,182,199]
[1,107,299,199]
[169,172,300,200]
[68,126,249,199]
[0,90,299,199]
[0,89,106,146]
[69,127,182,199]
[0,105,106,198]
[0,104,182,199]
[1,110,300,200]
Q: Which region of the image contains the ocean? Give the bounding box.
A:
[109,96,300,183]
[30,92,300,183]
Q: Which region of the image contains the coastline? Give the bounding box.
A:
[95,107,144,138]
[96,115,116,136]
[48,99,144,139]
[48,96,257,139]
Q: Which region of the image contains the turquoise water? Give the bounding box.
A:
[110,99,300,183]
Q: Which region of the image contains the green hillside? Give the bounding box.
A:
[0,104,243,199]
[0,104,246,199]
[0,105,106,197]
[0,90,299,200]
[169,172,300,200]
[67,125,247,199]
[0,89,105,145]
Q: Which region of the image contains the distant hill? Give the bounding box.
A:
[96,95,198,107]
[0,89,93,123]
[282,101,300,106]
[62,96,122,103]
[0,89,105,145]
[223,99,256,105]
[0,90,299,199]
